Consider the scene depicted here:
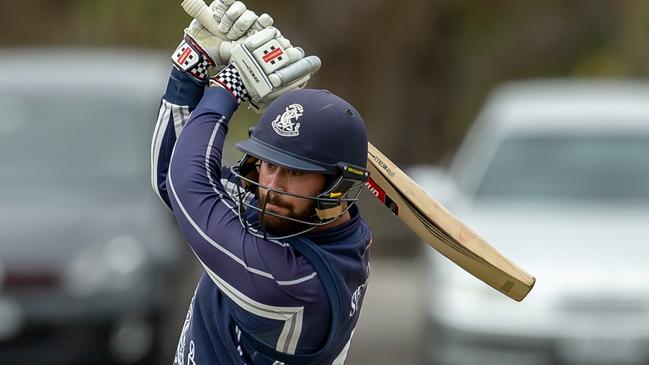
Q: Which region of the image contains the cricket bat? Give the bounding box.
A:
[366,142,535,301]
[181,0,535,301]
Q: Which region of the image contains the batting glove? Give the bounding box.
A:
[171,0,274,83]
[227,27,321,111]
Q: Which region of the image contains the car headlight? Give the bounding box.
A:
[64,235,149,297]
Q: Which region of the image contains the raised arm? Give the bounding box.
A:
[151,69,205,208]
[151,0,271,208]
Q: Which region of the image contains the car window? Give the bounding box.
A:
[476,134,649,201]
[0,91,152,182]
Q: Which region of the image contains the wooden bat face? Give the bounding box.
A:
[366,142,535,301]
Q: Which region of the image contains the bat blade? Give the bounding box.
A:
[366,142,535,301]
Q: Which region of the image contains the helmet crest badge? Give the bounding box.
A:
[271,103,303,137]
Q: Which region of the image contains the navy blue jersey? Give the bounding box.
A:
[151,69,372,364]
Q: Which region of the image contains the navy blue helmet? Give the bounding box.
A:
[231,89,370,238]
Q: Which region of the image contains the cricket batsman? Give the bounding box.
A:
[151,1,373,363]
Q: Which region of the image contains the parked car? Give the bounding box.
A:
[413,80,649,365]
[0,49,187,364]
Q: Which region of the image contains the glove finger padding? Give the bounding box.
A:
[226,9,257,40]
[210,0,235,19]
[229,29,321,112]
[283,47,305,64]
[269,56,320,87]
[276,36,292,50]
[218,1,247,34]
[217,14,275,63]
[242,27,279,50]
[251,13,274,33]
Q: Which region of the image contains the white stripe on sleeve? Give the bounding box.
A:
[151,100,171,198]
[150,100,193,203]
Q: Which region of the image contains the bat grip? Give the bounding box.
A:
[181,0,222,36]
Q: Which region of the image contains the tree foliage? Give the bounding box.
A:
[2,0,648,165]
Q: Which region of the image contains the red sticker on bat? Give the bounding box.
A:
[365,178,399,216]
[365,178,385,201]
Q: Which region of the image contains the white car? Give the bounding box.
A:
[413,80,649,365]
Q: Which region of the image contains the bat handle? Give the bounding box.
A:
[181,0,222,36]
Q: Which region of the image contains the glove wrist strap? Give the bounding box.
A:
[209,64,251,104]
[171,35,216,83]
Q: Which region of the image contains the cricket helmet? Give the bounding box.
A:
[231,89,370,238]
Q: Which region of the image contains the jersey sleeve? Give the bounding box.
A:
[151,68,205,209]
[166,85,327,352]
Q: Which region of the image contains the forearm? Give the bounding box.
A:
[151,68,206,208]
[167,86,237,191]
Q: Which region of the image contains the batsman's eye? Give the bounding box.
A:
[263,161,277,170]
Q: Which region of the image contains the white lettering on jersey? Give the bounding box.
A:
[349,278,369,317]
[188,340,197,365]
[175,290,197,365]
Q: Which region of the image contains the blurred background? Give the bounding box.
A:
[2,1,649,364]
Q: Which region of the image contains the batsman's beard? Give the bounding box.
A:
[258,190,317,236]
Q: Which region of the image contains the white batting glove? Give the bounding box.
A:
[228,27,321,111]
[171,0,274,82]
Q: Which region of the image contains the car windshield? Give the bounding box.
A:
[0,91,151,183]
[476,134,649,201]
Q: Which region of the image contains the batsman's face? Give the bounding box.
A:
[257,160,326,234]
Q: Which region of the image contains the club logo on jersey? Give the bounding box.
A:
[271,103,303,137]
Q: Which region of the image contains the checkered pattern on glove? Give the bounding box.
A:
[209,64,251,104]
[171,35,216,83]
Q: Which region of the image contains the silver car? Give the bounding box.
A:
[0,49,187,364]
[413,80,649,365]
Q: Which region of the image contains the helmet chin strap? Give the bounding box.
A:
[315,202,348,220]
